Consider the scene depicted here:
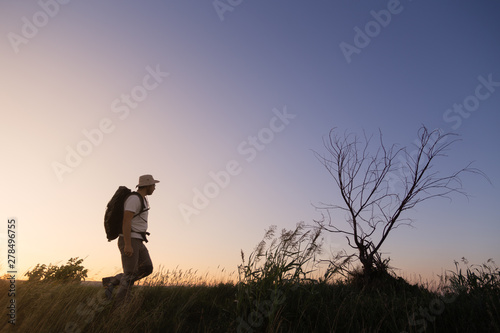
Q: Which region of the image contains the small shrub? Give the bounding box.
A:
[24,257,88,283]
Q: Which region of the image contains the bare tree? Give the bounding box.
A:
[314,126,486,280]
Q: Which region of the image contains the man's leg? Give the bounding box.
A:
[114,237,141,305]
[132,241,153,284]
[102,273,123,299]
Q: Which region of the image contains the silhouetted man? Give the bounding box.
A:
[102,174,159,305]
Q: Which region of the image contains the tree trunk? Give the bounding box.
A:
[359,249,375,280]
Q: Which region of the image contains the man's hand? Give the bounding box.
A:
[122,210,135,257]
[124,243,133,257]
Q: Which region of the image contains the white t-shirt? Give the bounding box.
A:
[122,194,149,239]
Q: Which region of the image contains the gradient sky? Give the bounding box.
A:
[1,0,499,283]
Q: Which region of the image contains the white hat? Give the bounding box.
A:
[137,174,160,187]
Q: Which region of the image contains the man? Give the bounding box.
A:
[102,174,160,305]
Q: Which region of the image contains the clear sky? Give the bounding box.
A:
[1,0,499,283]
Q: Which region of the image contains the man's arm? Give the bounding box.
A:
[122,210,135,257]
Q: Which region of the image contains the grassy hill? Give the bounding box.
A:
[1,265,499,333]
[3,226,499,332]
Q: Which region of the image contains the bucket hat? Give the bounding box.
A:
[137,174,160,187]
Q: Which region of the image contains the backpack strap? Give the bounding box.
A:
[128,192,150,218]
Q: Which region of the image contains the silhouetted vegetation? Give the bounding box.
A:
[2,227,499,332]
[24,257,88,283]
[313,126,488,282]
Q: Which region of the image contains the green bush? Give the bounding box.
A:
[24,257,88,283]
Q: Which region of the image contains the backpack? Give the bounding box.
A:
[104,186,146,242]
